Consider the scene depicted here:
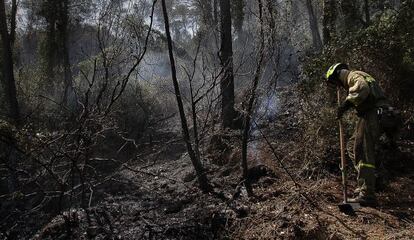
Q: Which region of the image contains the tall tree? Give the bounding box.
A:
[322,0,336,45]
[40,0,58,86]
[57,0,76,107]
[232,0,245,36]
[213,0,218,25]
[364,0,370,26]
[40,0,76,108]
[220,0,236,128]
[0,0,20,123]
[161,0,211,193]
[305,0,323,51]
[198,0,213,29]
[10,0,17,45]
[340,0,363,32]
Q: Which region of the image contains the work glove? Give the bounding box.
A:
[336,100,353,120]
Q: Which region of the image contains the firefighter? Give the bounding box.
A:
[326,63,400,206]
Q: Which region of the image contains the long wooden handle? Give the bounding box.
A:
[337,88,347,203]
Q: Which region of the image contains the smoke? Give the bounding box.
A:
[257,91,280,123]
[247,89,280,166]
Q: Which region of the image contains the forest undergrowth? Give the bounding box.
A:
[14,86,414,240]
[1,0,414,239]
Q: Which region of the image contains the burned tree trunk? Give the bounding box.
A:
[161,0,211,193]
[0,0,20,124]
[305,0,323,51]
[220,0,236,129]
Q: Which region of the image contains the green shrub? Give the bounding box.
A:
[299,0,414,175]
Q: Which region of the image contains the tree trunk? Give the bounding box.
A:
[213,0,218,25]
[219,0,236,129]
[364,0,370,26]
[59,0,77,109]
[10,0,17,45]
[340,0,363,32]
[0,0,20,124]
[322,0,336,46]
[161,0,210,193]
[291,0,300,23]
[305,0,323,51]
[0,123,21,200]
[44,0,58,86]
[232,0,245,37]
[199,0,213,27]
[266,0,276,42]
[377,0,385,11]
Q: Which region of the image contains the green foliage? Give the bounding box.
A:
[304,0,414,106]
[299,0,414,175]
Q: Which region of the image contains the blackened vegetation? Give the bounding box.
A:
[0,0,414,239]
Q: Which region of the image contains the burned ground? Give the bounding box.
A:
[11,86,412,240]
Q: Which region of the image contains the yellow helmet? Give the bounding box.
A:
[326,63,348,83]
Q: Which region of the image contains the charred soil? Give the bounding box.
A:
[24,86,414,240]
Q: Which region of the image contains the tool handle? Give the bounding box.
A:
[337,88,348,203]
